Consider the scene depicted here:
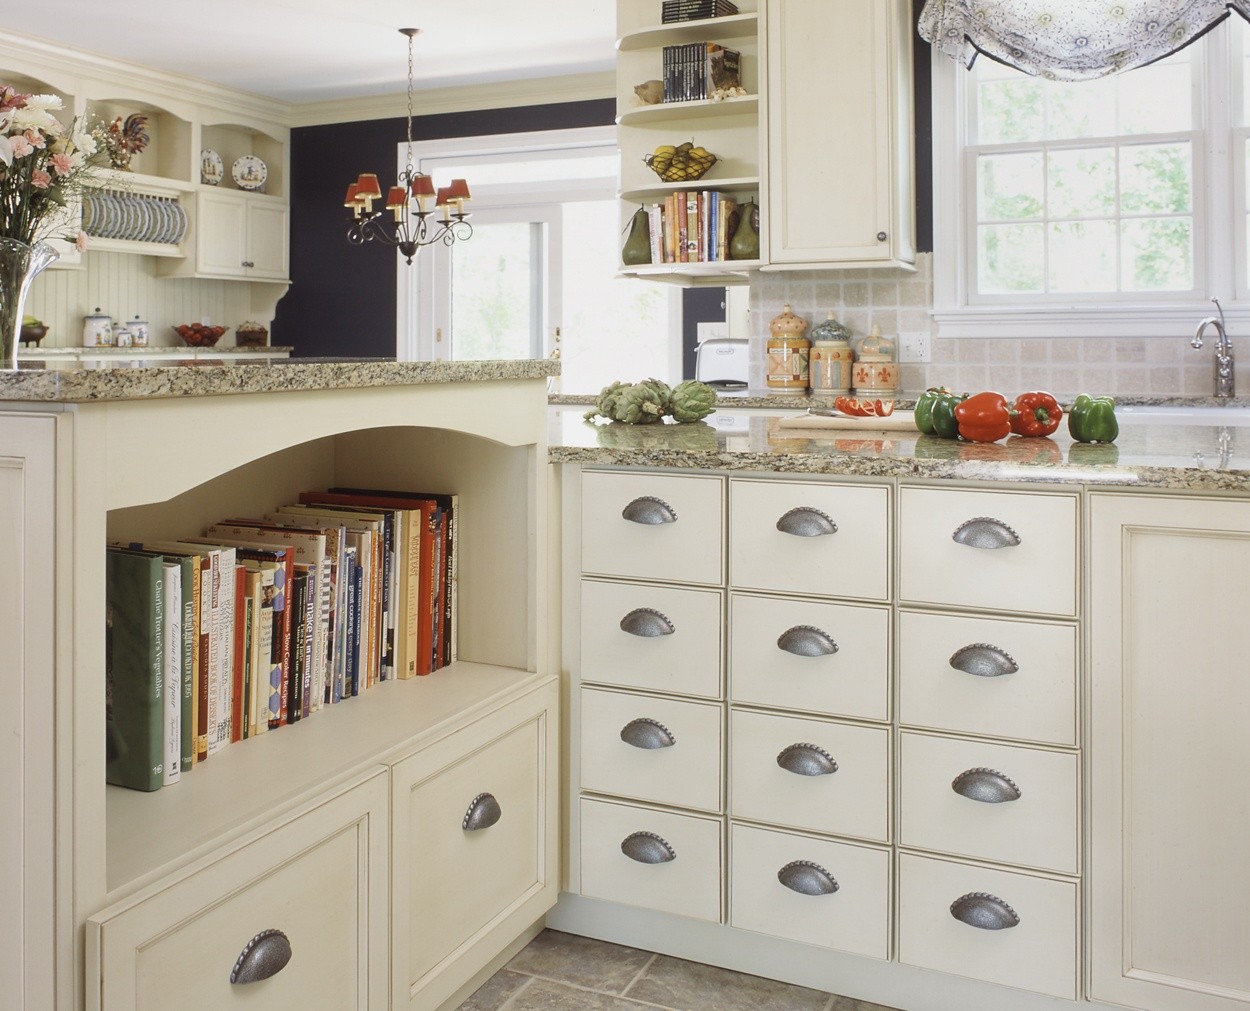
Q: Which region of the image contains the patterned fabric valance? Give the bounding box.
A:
[919,0,1250,80]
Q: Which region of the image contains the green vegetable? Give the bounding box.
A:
[914,387,951,435]
[669,380,717,422]
[1067,394,1118,443]
[930,390,967,439]
[615,382,666,424]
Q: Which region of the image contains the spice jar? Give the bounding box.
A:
[808,312,853,394]
[852,324,898,396]
[766,303,810,394]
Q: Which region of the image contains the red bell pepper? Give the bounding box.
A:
[1010,391,1062,437]
[954,390,1014,443]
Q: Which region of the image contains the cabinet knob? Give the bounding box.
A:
[619,607,675,637]
[950,892,1021,930]
[948,643,1019,678]
[622,496,677,525]
[621,831,676,864]
[777,624,839,657]
[620,717,676,750]
[876,231,888,242]
[952,517,1021,549]
[462,792,502,831]
[951,767,1022,804]
[777,860,840,896]
[775,506,838,537]
[776,742,838,777]
[230,928,292,985]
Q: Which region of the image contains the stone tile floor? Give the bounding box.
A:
[456,929,900,1011]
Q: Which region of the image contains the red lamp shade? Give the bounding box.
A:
[446,178,471,201]
[354,173,383,200]
[385,186,408,209]
[435,187,453,207]
[343,183,359,206]
[410,173,436,197]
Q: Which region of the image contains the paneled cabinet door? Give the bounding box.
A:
[246,199,289,279]
[765,0,914,267]
[1089,493,1250,1011]
[195,189,248,278]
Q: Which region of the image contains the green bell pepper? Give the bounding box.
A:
[1067,394,1118,443]
[930,391,967,440]
[914,387,949,435]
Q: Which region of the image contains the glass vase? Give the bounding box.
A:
[0,238,59,371]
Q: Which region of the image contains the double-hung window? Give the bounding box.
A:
[931,17,1250,338]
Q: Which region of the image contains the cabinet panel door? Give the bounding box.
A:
[246,200,289,279]
[89,771,389,1011]
[195,190,247,277]
[1089,494,1250,1010]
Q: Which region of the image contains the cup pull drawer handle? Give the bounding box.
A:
[622,496,677,525]
[621,831,676,864]
[950,892,1021,930]
[619,608,675,637]
[620,718,676,749]
[777,625,839,657]
[952,767,1022,804]
[230,928,292,985]
[777,860,840,896]
[776,743,838,776]
[776,506,838,537]
[952,517,1021,549]
[462,792,502,831]
[949,643,1019,678]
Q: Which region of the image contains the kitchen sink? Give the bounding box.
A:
[1115,404,1250,425]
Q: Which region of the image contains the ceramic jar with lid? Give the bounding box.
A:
[82,308,113,347]
[808,312,854,395]
[125,314,149,347]
[852,323,898,396]
[766,303,810,394]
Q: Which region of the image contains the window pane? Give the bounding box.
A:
[1046,77,1116,140]
[977,153,1044,220]
[1048,148,1115,218]
[450,222,537,360]
[1119,62,1191,134]
[1049,220,1117,291]
[1120,218,1192,290]
[1120,143,1191,214]
[977,78,1045,144]
[978,223,1044,293]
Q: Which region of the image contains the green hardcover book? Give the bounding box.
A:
[106,548,165,792]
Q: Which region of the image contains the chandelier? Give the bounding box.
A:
[344,28,472,264]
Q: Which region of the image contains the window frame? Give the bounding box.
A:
[931,25,1249,339]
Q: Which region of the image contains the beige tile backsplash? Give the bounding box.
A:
[747,252,1236,398]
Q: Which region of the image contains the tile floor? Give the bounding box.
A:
[457,929,900,1011]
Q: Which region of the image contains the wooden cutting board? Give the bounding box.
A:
[775,411,919,432]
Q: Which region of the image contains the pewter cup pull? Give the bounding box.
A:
[952,517,1021,549]
[619,607,675,637]
[622,496,677,525]
[777,625,839,657]
[949,643,1019,678]
[620,718,676,750]
[776,507,838,537]
[777,860,840,896]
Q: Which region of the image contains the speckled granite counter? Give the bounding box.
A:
[548,405,1250,494]
[0,358,560,402]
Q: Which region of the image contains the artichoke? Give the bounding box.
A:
[639,377,673,414]
[583,380,632,422]
[669,380,717,423]
[615,382,667,424]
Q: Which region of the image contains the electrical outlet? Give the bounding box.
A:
[898,331,931,363]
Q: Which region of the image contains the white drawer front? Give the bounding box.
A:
[580,579,722,698]
[898,487,1077,616]
[579,797,722,923]
[899,732,1079,875]
[730,593,890,723]
[581,688,722,813]
[730,709,890,843]
[898,610,1078,746]
[898,853,1078,1001]
[729,479,891,601]
[730,823,890,959]
[581,471,723,585]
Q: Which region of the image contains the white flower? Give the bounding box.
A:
[71,126,98,157]
[23,94,63,112]
[0,135,11,168]
[10,105,61,134]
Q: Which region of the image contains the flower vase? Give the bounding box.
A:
[0,238,59,371]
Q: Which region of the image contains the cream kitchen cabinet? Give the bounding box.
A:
[763,0,915,270]
[182,189,290,281]
[1088,492,1250,1011]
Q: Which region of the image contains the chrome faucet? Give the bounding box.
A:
[1192,296,1235,398]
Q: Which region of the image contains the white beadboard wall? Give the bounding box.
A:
[25,253,271,349]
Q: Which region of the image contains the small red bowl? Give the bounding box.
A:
[174,324,228,347]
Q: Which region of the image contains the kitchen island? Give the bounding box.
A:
[549,403,1250,1011]
[0,359,560,1011]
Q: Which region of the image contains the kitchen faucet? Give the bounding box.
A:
[1192,296,1235,398]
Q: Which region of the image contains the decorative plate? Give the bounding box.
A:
[200,148,224,186]
[232,154,267,191]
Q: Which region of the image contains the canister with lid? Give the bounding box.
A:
[125,314,149,347]
[852,324,898,396]
[808,312,853,394]
[82,308,113,347]
[766,303,810,394]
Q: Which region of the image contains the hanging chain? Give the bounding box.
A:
[403,28,418,178]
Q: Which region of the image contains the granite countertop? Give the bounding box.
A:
[0,358,560,403]
[548,404,1250,494]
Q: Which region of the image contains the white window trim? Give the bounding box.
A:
[930,35,1250,339]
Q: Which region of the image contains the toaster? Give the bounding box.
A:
[694,337,749,390]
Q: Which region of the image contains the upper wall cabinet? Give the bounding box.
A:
[764,0,915,270]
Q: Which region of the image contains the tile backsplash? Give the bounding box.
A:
[747,253,1239,397]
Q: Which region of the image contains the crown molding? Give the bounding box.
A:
[290,71,614,127]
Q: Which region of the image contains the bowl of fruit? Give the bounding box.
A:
[644,142,717,183]
[174,323,228,347]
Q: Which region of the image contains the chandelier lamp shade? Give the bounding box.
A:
[344,28,472,264]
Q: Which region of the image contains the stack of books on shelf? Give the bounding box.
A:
[662,42,741,102]
[104,487,458,792]
[644,190,742,264]
[661,0,739,24]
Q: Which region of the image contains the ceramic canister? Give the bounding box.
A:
[808,312,853,394]
[852,323,898,396]
[766,303,810,393]
[126,315,149,347]
[82,307,112,347]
